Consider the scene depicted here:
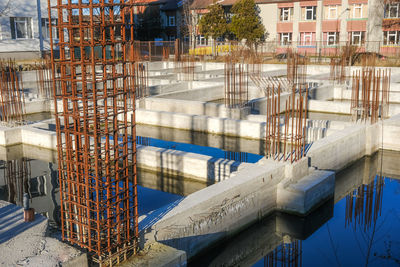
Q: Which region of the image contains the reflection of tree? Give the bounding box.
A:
[345,175,384,231]
[2,158,31,205]
[263,238,302,267]
[0,0,13,17]
[344,175,393,266]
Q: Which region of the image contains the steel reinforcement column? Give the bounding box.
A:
[47,0,138,265]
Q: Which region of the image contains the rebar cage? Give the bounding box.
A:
[48,0,138,265]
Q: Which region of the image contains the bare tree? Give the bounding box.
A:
[0,0,13,17]
[180,0,196,48]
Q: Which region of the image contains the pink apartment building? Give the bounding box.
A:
[191,0,400,56]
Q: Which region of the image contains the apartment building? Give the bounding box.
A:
[0,0,57,59]
[0,0,183,59]
[259,0,387,54]
[191,0,400,56]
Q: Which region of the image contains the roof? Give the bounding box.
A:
[190,0,296,9]
[160,0,179,10]
[190,0,214,9]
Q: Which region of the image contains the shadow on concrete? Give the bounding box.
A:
[177,198,334,267]
[0,203,46,244]
[138,198,183,232]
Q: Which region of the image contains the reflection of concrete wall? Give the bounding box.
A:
[334,152,378,203]
[137,167,207,196]
[192,200,333,266]
[137,124,265,155]
[0,159,60,225]
[0,144,57,162]
[378,150,400,180]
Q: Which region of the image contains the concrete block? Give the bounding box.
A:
[0,127,21,146]
[136,145,249,182]
[284,157,309,181]
[382,114,400,151]
[308,100,351,114]
[307,124,366,171]
[277,170,335,215]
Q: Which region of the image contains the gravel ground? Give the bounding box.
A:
[0,200,82,267]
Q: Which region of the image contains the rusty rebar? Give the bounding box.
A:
[0,60,26,123]
[48,0,138,265]
[224,60,248,108]
[350,68,391,123]
[263,82,308,163]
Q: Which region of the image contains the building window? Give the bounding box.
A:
[169,35,175,41]
[10,17,33,39]
[385,3,400,18]
[41,18,58,39]
[383,31,400,45]
[280,32,292,45]
[303,6,317,21]
[327,5,338,19]
[197,35,207,46]
[351,4,365,18]
[279,7,293,21]
[300,32,313,46]
[326,32,339,46]
[350,31,365,45]
[168,16,175,26]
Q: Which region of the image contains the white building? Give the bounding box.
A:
[0,0,57,60]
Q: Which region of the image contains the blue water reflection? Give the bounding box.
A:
[253,177,400,266]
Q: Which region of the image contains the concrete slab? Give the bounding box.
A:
[119,242,186,267]
[0,200,84,267]
[277,170,335,215]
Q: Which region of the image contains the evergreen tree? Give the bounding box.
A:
[230,0,265,46]
[198,3,228,41]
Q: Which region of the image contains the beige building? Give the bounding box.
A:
[191,0,399,55]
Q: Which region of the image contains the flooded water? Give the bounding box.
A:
[136,135,263,163]
[25,112,52,122]
[0,155,186,228]
[191,150,400,266]
[307,111,352,122]
[137,124,266,156]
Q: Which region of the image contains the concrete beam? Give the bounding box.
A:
[277,170,335,215]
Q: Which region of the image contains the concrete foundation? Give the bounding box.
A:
[0,200,85,267]
[2,62,400,265]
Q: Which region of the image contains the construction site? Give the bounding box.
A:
[0,0,400,266]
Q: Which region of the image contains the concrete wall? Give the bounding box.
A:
[136,124,265,155]
[155,86,224,102]
[258,3,278,42]
[145,160,286,258]
[135,109,266,139]
[142,98,250,119]
[137,145,252,183]
[381,113,400,152]
[307,122,382,171]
